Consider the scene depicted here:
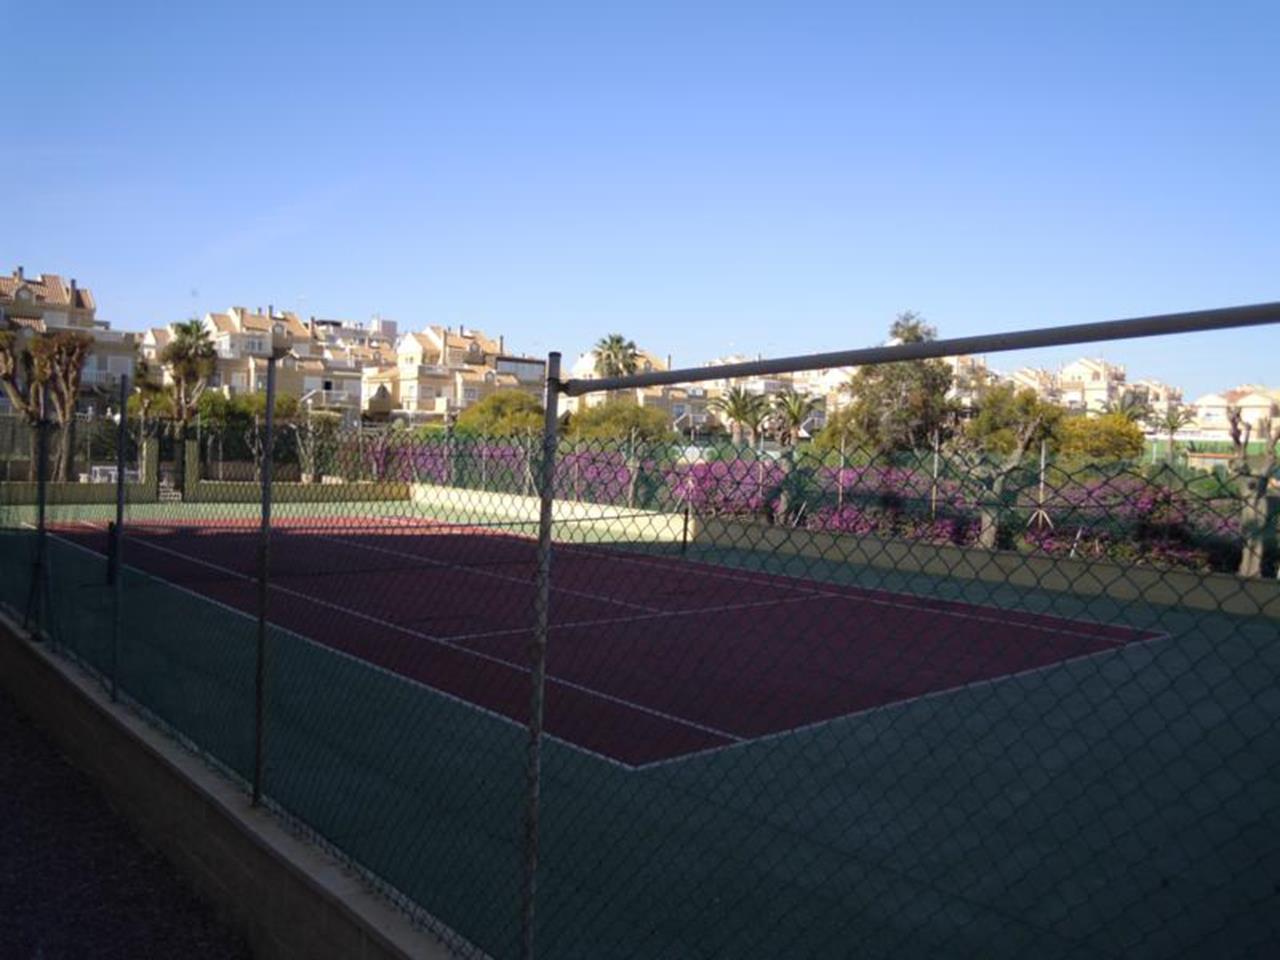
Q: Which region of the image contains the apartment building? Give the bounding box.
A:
[1192,386,1280,441]
[1057,357,1127,413]
[1007,368,1059,403]
[945,354,993,415]
[362,325,544,420]
[140,307,401,420]
[1129,378,1183,417]
[0,266,136,406]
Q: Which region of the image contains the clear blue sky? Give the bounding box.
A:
[4,0,1277,399]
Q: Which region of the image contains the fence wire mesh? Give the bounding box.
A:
[0,345,1277,960]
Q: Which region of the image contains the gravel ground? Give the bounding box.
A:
[0,689,252,960]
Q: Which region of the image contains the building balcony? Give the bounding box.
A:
[80,369,123,388]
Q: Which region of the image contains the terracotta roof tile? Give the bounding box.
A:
[1,271,94,311]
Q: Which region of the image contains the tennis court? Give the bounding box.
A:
[54,514,1164,767]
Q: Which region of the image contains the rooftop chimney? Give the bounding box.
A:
[69,278,77,305]
[666,353,672,370]
[15,266,23,281]
[499,335,505,354]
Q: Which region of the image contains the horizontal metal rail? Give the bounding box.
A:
[561,300,1280,396]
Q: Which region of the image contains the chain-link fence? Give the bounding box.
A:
[1,315,1278,959]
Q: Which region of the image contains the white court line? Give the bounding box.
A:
[635,625,1176,771]
[549,539,1151,645]
[315,525,1138,645]
[58,520,1165,770]
[113,530,743,745]
[306,531,665,615]
[52,528,637,771]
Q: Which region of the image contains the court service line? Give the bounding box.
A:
[552,541,1144,646]
[117,532,744,744]
[205,521,1138,647]
[313,526,1133,645]
[307,532,667,616]
[445,592,850,644]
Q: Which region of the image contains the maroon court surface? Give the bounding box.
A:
[55,520,1161,767]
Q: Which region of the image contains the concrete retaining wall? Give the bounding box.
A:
[0,442,160,505]
[0,615,453,960]
[185,441,409,503]
[410,483,688,541]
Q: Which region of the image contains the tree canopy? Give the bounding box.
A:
[454,389,544,436]
[837,312,955,451]
[771,391,819,447]
[567,398,673,441]
[593,334,640,379]
[1058,412,1145,461]
[708,386,769,446]
[159,319,216,427]
[965,383,1064,456]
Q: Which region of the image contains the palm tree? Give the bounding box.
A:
[772,391,818,447]
[593,334,639,379]
[1148,404,1197,464]
[1102,391,1152,423]
[159,319,216,431]
[709,386,769,447]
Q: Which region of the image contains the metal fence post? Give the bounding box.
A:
[521,351,561,960]
[24,402,50,638]
[253,356,278,806]
[110,374,129,700]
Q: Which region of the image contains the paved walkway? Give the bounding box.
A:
[0,688,251,960]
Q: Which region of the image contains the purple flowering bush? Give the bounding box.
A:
[345,430,1253,573]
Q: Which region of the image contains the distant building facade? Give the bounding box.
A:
[0,266,136,410]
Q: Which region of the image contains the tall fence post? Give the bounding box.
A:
[253,355,278,807]
[521,351,561,960]
[24,399,50,638]
[110,374,129,701]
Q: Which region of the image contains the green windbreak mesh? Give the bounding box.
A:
[1,402,1276,960]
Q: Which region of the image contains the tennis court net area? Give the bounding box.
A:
[3,426,1278,960]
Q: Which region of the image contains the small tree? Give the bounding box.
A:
[567,398,673,441]
[1059,413,1145,461]
[840,312,956,451]
[455,390,544,436]
[1227,407,1279,578]
[1147,404,1197,465]
[289,410,341,483]
[1102,390,1153,424]
[771,391,818,448]
[160,319,216,433]
[951,389,1056,549]
[34,331,94,481]
[966,383,1064,456]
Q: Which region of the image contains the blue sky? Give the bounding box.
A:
[4,0,1277,398]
